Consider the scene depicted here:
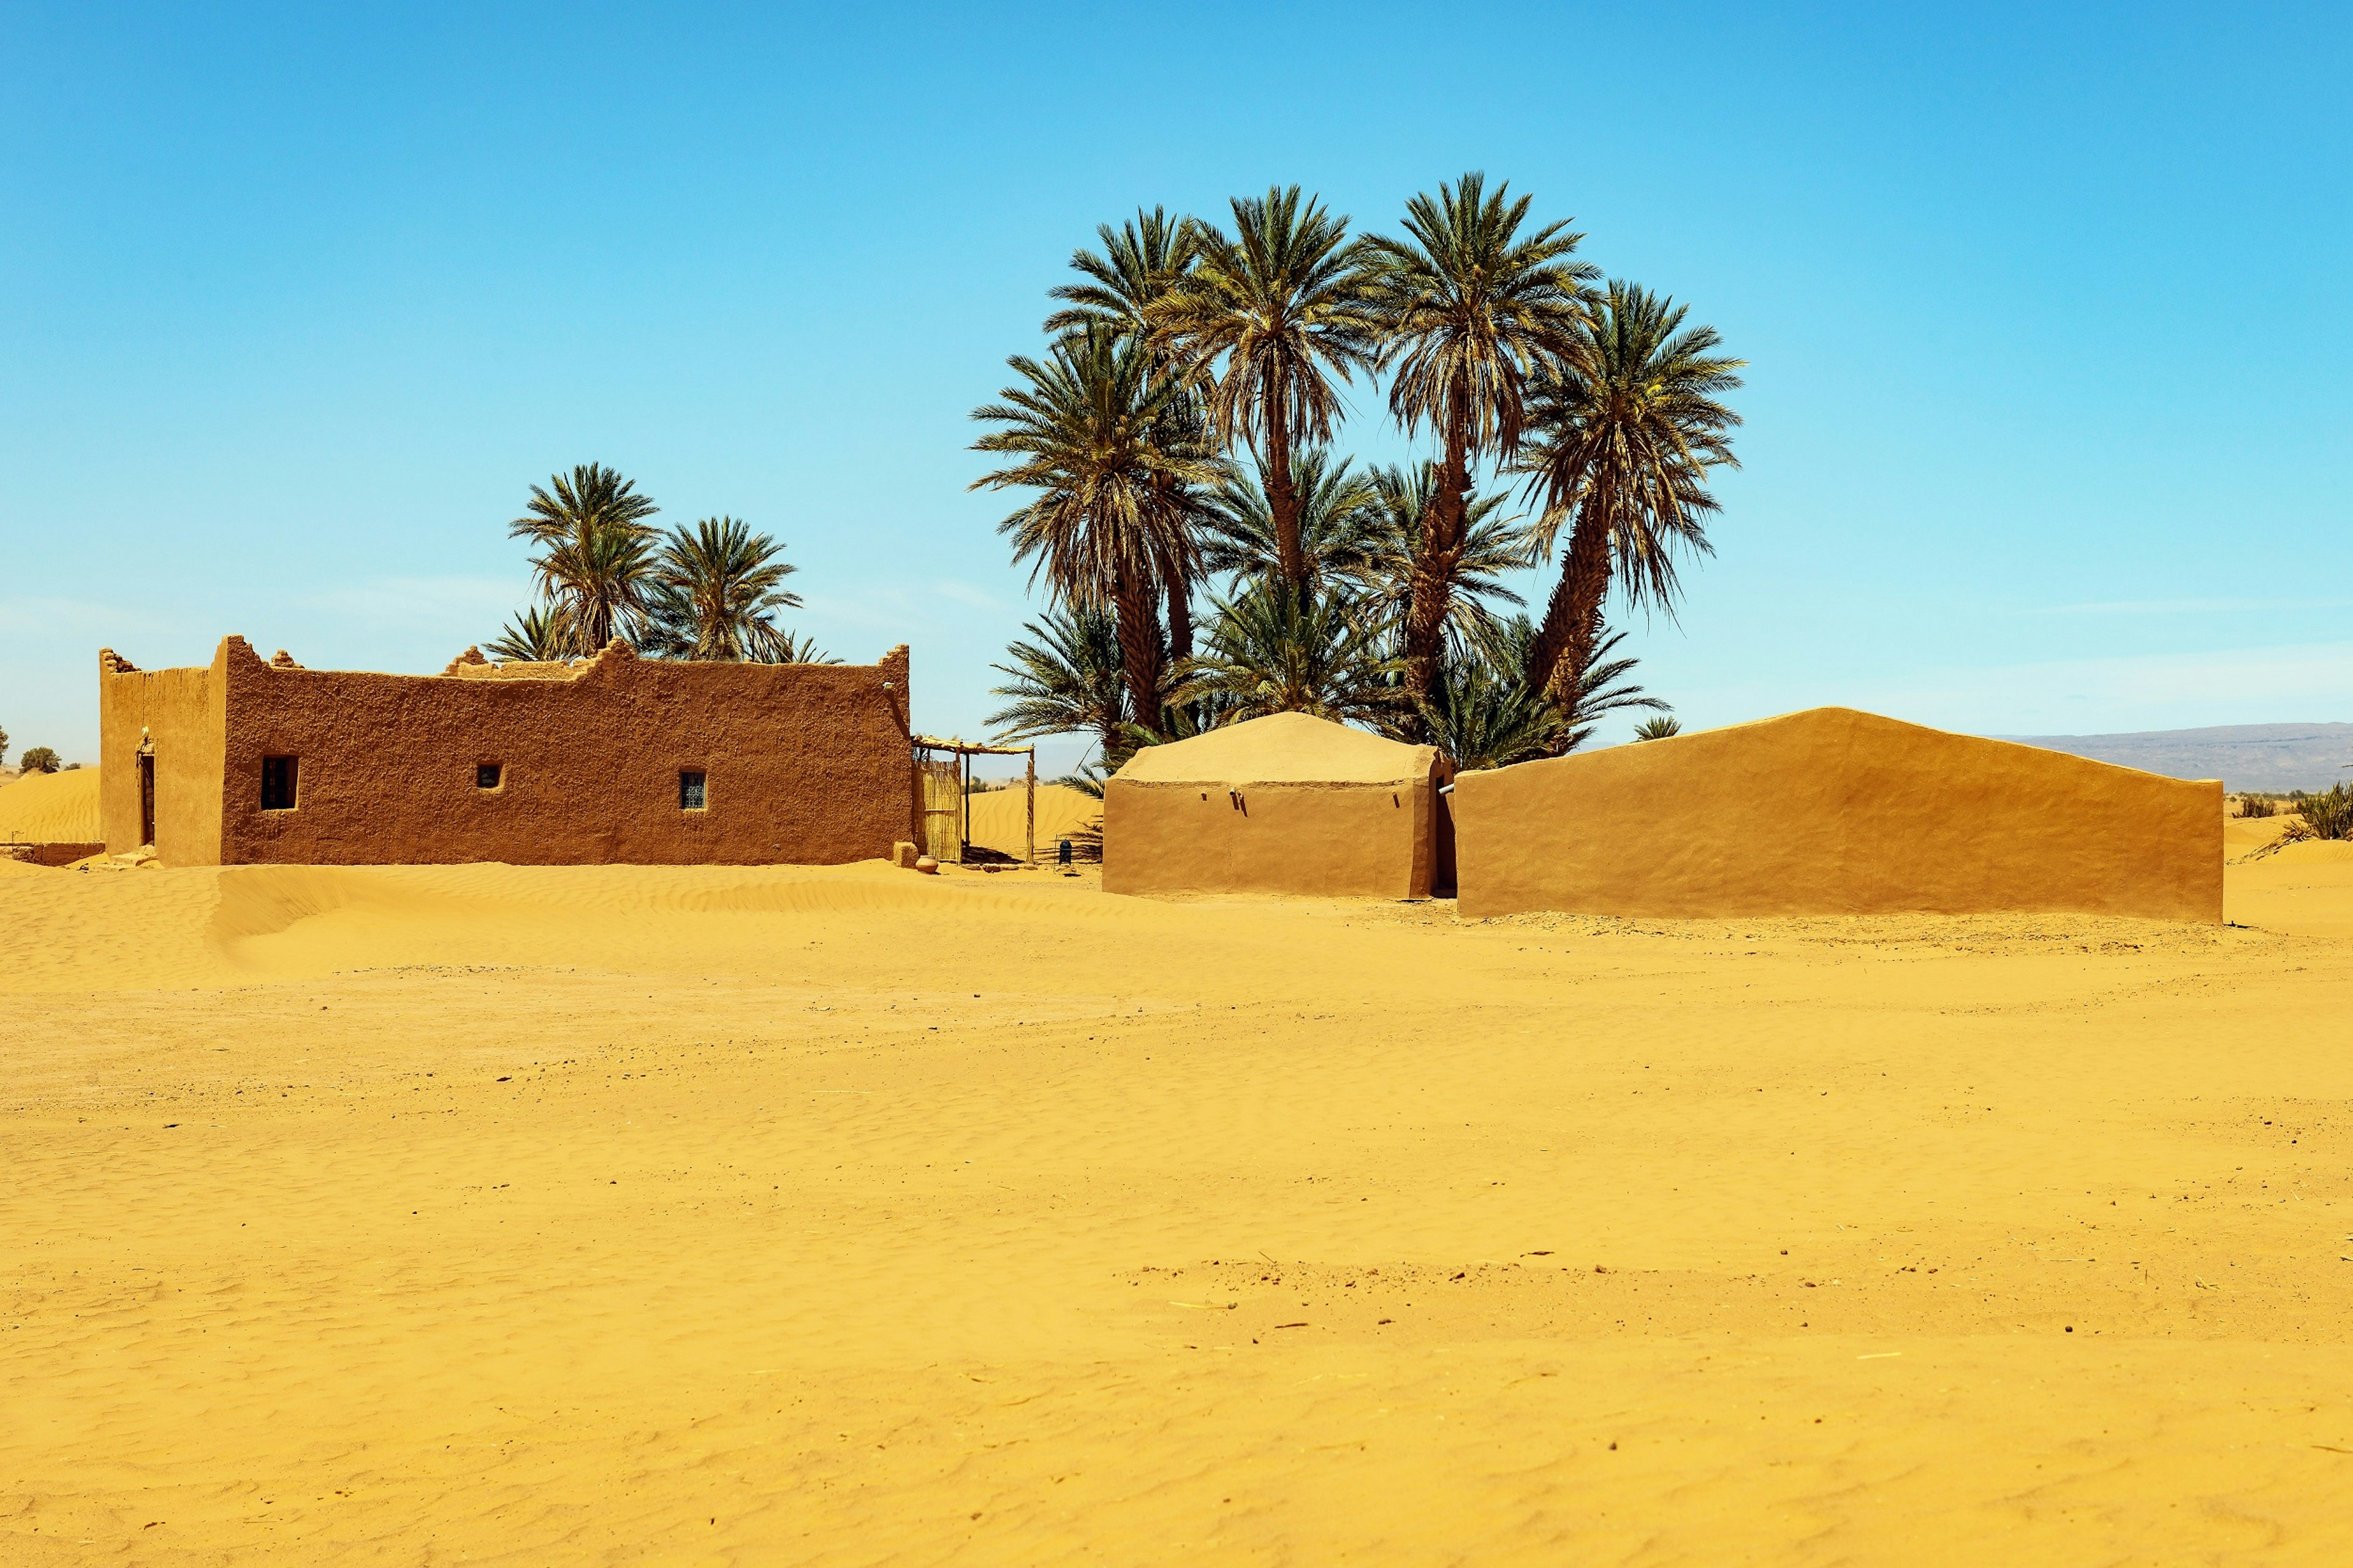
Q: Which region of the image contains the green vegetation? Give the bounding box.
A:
[491,464,826,663]
[2235,794,2278,819]
[978,173,1742,773]
[2292,784,2353,841]
[1635,715,1684,741]
[19,746,61,774]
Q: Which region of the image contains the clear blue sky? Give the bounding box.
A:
[5,1,2348,775]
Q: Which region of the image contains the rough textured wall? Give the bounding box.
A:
[1454,706,2223,922]
[198,637,911,867]
[1103,780,1438,899]
[97,646,227,860]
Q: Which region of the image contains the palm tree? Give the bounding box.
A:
[533,515,657,653]
[1198,447,1381,591]
[1411,657,1566,771]
[987,607,1131,763]
[1357,462,1528,667]
[1517,281,1743,703]
[1047,207,1210,661]
[1368,174,1596,704]
[1154,187,1383,589]
[508,463,662,655]
[1180,582,1400,727]
[764,632,839,665]
[1634,714,1683,741]
[971,325,1220,732]
[509,463,660,549]
[1468,614,1664,754]
[486,602,573,662]
[643,517,803,661]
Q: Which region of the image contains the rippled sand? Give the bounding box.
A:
[5,844,2353,1564]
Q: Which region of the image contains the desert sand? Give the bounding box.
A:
[6,823,2353,1563]
[0,766,101,843]
[963,781,1101,861]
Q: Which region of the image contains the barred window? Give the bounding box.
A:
[679,769,707,810]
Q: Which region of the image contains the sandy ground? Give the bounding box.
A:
[963,782,1100,862]
[0,767,101,843]
[6,838,2353,1564]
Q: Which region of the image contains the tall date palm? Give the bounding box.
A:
[1517,282,1743,709]
[1046,208,1209,660]
[1366,173,1595,710]
[1153,187,1382,590]
[971,326,1220,730]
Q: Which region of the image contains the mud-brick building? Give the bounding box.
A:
[97,635,916,866]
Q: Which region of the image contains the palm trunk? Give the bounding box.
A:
[1165,570,1193,664]
[1111,564,1165,743]
[1400,410,1472,715]
[1264,373,1305,589]
[1527,503,1611,706]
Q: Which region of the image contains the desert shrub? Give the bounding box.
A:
[18,746,59,774]
[1634,715,1683,741]
[2298,783,2353,841]
[2236,795,2277,819]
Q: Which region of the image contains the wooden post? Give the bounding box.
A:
[1025,748,1036,866]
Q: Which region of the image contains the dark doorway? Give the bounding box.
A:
[138,752,156,847]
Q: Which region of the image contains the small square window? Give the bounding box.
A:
[679,769,707,810]
[260,755,298,811]
[477,763,503,790]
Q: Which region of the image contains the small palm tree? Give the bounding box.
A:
[971,325,1220,730]
[764,632,839,665]
[1154,187,1383,589]
[1478,614,1663,756]
[1198,448,1381,592]
[1411,657,1565,771]
[1357,462,1528,668]
[1180,583,1401,727]
[645,517,803,661]
[1517,282,1743,699]
[987,607,1131,762]
[1634,714,1683,741]
[1368,173,1596,703]
[486,602,574,662]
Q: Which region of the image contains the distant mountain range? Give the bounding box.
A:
[2006,722,2353,792]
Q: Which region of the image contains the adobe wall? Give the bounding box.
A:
[1103,779,1439,899]
[208,637,914,867]
[97,645,228,860]
[1453,706,2223,922]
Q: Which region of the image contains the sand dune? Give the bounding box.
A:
[6,840,2353,1562]
[963,781,1101,860]
[0,767,101,843]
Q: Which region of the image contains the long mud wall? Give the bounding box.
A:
[129,637,914,868]
[1453,706,2223,922]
